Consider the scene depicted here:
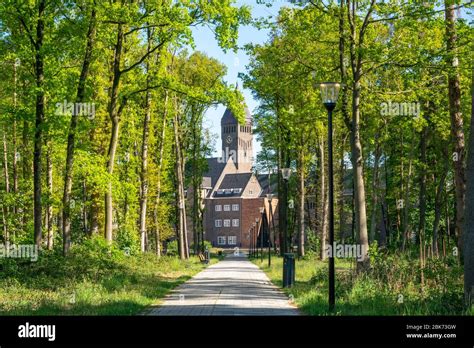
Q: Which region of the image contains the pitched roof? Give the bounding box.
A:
[257,174,279,197]
[213,173,252,197]
[203,158,226,188]
[221,107,252,126]
[218,173,252,190]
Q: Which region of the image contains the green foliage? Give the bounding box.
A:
[0,237,211,315]
[305,229,320,258]
[253,253,466,315]
[190,240,212,253]
[165,240,179,256]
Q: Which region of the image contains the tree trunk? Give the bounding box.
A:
[62,5,96,255]
[139,33,152,252]
[445,0,465,256]
[433,164,447,258]
[104,23,124,244]
[173,97,188,259]
[462,64,474,308]
[153,92,169,257]
[297,144,305,257]
[418,123,428,287]
[12,60,18,218]
[46,143,53,250]
[2,128,10,243]
[347,0,370,267]
[338,132,347,243]
[319,138,328,260]
[350,78,369,267]
[369,133,381,243]
[33,0,46,248]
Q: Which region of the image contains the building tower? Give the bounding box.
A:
[221,105,253,172]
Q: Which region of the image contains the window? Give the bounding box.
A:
[232,204,239,211]
[223,204,230,211]
[228,236,237,245]
[233,188,242,194]
[217,236,226,245]
[249,189,253,195]
[215,204,222,212]
[215,219,222,227]
[223,219,231,227]
[232,219,239,227]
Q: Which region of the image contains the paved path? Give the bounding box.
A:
[147,253,300,316]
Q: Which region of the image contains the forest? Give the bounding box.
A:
[0,0,473,316]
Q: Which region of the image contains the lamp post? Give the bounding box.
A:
[255,218,260,258]
[252,222,256,258]
[319,82,341,311]
[281,168,292,254]
[250,227,253,258]
[259,207,265,262]
[288,198,294,252]
[247,229,250,257]
[266,193,274,267]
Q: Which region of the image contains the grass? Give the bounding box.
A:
[251,251,470,316]
[0,238,216,315]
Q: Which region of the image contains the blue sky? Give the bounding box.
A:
[191,0,291,158]
[190,1,473,160]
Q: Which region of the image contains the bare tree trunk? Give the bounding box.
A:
[319,138,328,260]
[104,23,124,244]
[12,60,18,219]
[338,132,347,243]
[463,65,474,308]
[46,143,53,250]
[433,164,447,258]
[33,0,47,248]
[62,5,96,255]
[369,133,381,243]
[402,141,414,251]
[419,123,428,288]
[347,0,374,268]
[350,78,369,267]
[297,143,305,257]
[2,129,10,243]
[139,33,152,252]
[173,97,188,259]
[153,93,169,257]
[445,0,466,256]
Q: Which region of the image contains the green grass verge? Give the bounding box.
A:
[0,239,215,315]
[251,252,470,316]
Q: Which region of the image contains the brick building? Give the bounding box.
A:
[196,104,278,249]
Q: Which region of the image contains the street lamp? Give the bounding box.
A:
[288,198,294,253]
[281,168,292,254]
[252,222,256,258]
[319,81,341,311]
[259,207,265,262]
[255,217,260,259]
[266,193,274,267]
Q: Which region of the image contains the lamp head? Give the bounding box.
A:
[319,82,341,111]
[281,168,292,181]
